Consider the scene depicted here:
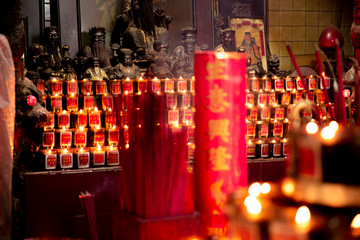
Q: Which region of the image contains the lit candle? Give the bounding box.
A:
[58,110,70,129]
[67,94,78,112]
[177,76,187,93]
[89,107,101,128]
[51,77,63,95]
[45,149,57,170]
[107,145,120,166]
[102,93,114,111]
[66,79,78,95]
[77,147,90,168]
[137,76,147,94]
[122,77,133,94]
[76,109,88,127]
[50,94,63,112]
[80,79,93,95]
[42,130,55,148]
[60,148,73,169]
[59,128,72,148]
[83,95,95,111]
[295,206,311,232]
[164,77,175,93]
[74,126,87,147]
[92,144,105,166]
[95,80,108,95]
[167,109,179,126]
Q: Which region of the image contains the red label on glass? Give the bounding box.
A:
[261,107,270,120]
[93,151,105,165]
[247,144,255,158]
[167,94,177,108]
[138,80,147,93]
[151,81,161,92]
[45,154,57,169]
[190,80,195,92]
[107,151,119,165]
[261,124,269,137]
[258,93,267,105]
[82,81,93,95]
[250,108,257,121]
[58,114,70,128]
[109,129,119,144]
[96,81,107,95]
[268,93,276,105]
[317,91,325,104]
[111,81,122,94]
[320,77,330,89]
[265,79,272,91]
[60,153,73,168]
[285,77,294,90]
[74,131,87,146]
[168,109,179,123]
[94,131,105,144]
[275,107,284,120]
[295,91,303,102]
[247,123,256,137]
[282,92,291,105]
[273,122,283,137]
[246,93,254,105]
[51,81,62,94]
[43,132,55,147]
[78,113,87,126]
[182,94,192,107]
[184,110,193,122]
[84,95,94,110]
[122,81,133,93]
[67,96,78,111]
[296,78,304,90]
[60,131,72,147]
[67,81,78,94]
[44,113,55,129]
[275,79,284,91]
[78,152,90,167]
[308,78,317,90]
[177,80,187,92]
[102,95,114,110]
[89,112,101,127]
[283,142,290,155]
[105,112,116,127]
[261,143,269,157]
[165,80,175,92]
[273,143,281,156]
[51,96,62,110]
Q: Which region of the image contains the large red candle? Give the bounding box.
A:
[314,44,330,105]
[194,52,248,235]
[336,39,348,125]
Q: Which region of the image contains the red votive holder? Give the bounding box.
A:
[89,108,102,128]
[57,110,70,129]
[110,79,122,95]
[50,78,63,95]
[102,94,114,111]
[246,120,256,138]
[65,79,78,95]
[296,77,305,90]
[166,93,178,108]
[93,128,105,146]
[177,77,188,93]
[107,146,120,166]
[179,93,192,108]
[258,106,270,121]
[42,130,55,148]
[83,95,95,111]
[95,80,108,95]
[122,78,133,93]
[166,108,179,125]
[308,76,318,90]
[246,139,256,159]
[163,78,175,93]
[50,94,63,112]
[73,109,88,128]
[80,79,93,95]
[320,75,330,89]
[92,145,105,166]
[180,108,194,125]
[274,77,284,92]
[108,126,119,145]
[148,77,161,93]
[66,94,78,112]
[257,92,268,106]
[44,149,57,170]
[136,77,147,93]
[44,112,55,130]
[268,91,276,105]
[246,92,255,106]
[281,92,291,105]
[105,110,116,128]
[59,129,72,148]
[285,76,295,91]
[36,80,45,94]
[59,148,73,169]
[76,147,90,168]
[74,127,87,147]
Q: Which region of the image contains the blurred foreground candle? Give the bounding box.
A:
[194,52,247,234]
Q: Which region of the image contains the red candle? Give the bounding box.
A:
[110,80,122,95]
[314,44,330,105]
[77,148,90,168]
[60,148,73,169]
[95,80,108,95]
[45,149,57,170]
[107,146,120,166]
[59,129,72,147]
[286,43,313,100]
[336,39,348,125]
[93,145,105,166]
[66,79,78,95]
[74,127,87,147]
[42,130,55,148]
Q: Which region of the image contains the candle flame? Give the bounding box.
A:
[110,145,113,151]
[71,93,75,97]
[139,76,143,80]
[245,196,262,215]
[282,178,295,196]
[80,147,84,152]
[80,109,83,113]
[125,143,130,149]
[154,77,158,81]
[248,182,261,196]
[79,126,84,131]
[62,110,67,114]
[351,214,360,229]
[96,126,100,130]
[329,121,339,132]
[216,52,224,59]
[321,126,336,140]
[112,125,116,129]
[126,77,130,81]
[97,144,101,150]
[94,107,98,112]
[260,183,271,194]
[125,90,129,94]
[165,77,169,81]
[52,78,56,82]
[63,148,68,153]
[295,206,311,225]
[54,93,58,97]
[104,93,107,96]
[244,195,257,207]
[138,124,142,128]
[71,78,75,82]
[124,124,129,129]
[179,76,183,80]
[192,76,195,80]
[306,122,318,134]
[62,127,66,131]
[47,149,52,154]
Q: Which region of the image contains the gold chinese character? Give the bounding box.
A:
[209,119,230,143]
[207,84,229,113]
[210,179,226,210]
[209,146,231,171]
[206,59,229,81]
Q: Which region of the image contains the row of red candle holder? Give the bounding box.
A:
[246,89,328,107]
[246,119,292,139]
[40,146,120,170]
[246,137,290,159]
[36,77,195,96]
[247,75,331,92]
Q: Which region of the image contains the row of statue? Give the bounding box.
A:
[26,2,286,83]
